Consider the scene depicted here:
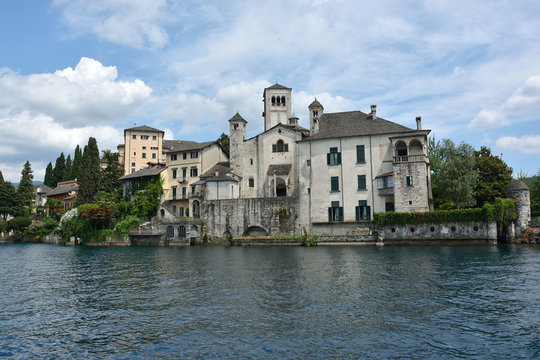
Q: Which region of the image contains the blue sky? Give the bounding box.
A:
[1,0,539,182]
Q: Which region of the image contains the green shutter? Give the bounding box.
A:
[327,153,331,165]
[358,175,366,190]
[328,207,332,222]
[356,145,365,163]
[337,152,342,164]
[338,207,344,222]
[355,206,360,221]
[331,177,339,191]
[366,206,371,221]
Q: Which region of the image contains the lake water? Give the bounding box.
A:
[1,244,539,359]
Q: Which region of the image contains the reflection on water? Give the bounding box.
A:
[1,244,539,359]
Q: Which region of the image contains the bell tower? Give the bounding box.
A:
[262,83,292,131]
[309,98,324,135]
[228,112,247,175]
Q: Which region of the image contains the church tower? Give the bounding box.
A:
[262,84,292,131]
[309,98,324,135]
[228,112,247,175]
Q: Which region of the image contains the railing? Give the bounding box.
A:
[393,154,427,163]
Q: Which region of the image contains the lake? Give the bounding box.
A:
[1,244,539,359]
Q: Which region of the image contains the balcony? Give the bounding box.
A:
[177,178,188,183]
[393,154,428,164]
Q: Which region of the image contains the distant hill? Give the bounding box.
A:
[10,180,44,189]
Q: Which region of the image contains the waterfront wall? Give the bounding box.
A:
[378,221,498,244]
[202,196,300,238]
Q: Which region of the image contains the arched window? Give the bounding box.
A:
[178,225,186,238]
[281,96,286,106]
[276,96,281,105]
[271,96,276,105]
[160,209,165,218]
[166,226,174,238]
[172,205,176,214]
[313,110,318,117]
[272,139,288,152]
[395,141,408,157]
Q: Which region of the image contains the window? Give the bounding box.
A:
[172,187,177,200]
[406,176,414,186]
[331,176,339,192]
[142,146,146,150]
[179,207,184,217]
[152,153,156,159]
[356,145,365,163]
[271,96,276,105]
[131,162,135,167]
[172,169,177,179]
[327,147,341,165]
[190,167,198,177]
[153,135,157,140]
[182,168,187,181]
[328,201,343,222]
[307,159,311,166]
[182,187,186,199]
[171,154,177,161]
[142,153,146,159]
[132,134,136,139]
[377,175,394,189]
[131,168,135,173]
[249,178,254,187]
[355,200,371,221]
[358,175,367,190]
[151,147,158,150]
[250,159,253,165]
[191,151,198,159]
[178,225,186,237]
[172,205,176,214]
[141,135,149,140]
[272,139,288,152]
[307,187,310,194]
[133,152,136,155]
[281,96,286,106]
[191,185,196,195]
[183,153,187,160]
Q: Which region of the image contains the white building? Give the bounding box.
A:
[298,101,432,234]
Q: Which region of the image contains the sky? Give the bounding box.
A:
[1,0,539,183]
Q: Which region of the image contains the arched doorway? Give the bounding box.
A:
[178,225,186,238]
[160,209,165,218]
[243,226,268,237]
[166,226,174,238]
[395,140,408,157]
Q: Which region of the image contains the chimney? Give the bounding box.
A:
[215,169,219,177]
[416,116,422,130]
[370,105,377,120]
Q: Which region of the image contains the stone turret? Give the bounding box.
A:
[309,98,323,135]
[262,83,292,131]
[506,180,531,237]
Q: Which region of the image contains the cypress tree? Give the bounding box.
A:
[63,155,73,181]
[0,171,4,183]
[77,138,101,204]
[44,162,55,188]
[17,161,34,209]
[72,145,83,180]
[53,153,66,186]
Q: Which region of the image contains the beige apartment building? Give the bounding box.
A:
[119,125,165,175]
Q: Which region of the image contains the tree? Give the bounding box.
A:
[53,153,66,186]
[0,171,3,183]
[63,155,73,181]
[44,162,55,187]
[72,145,83,180]
[98,150,124,201]
[217,132,230,154]
[0,180,24,220]
[430,139,477,208]
[473,146,513,206]
[134,177,163,219]
[17,161,34,209]
[530,171,540,218]
[77,137,101,204]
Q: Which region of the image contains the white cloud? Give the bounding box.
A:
[54,0,170,49]
[470,74,540,130]
[0,57,152,127]
[496,135,540,154]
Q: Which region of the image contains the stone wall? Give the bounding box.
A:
[202,196,300,238]
[379,221,498,244]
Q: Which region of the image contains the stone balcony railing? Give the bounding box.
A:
[393,154,428,163]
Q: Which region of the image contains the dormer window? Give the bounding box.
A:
[272,139,288,152]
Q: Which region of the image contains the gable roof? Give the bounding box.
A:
[228,112,247,123]
[124,125,164,133]
[119,165,166,180]
[198,162,239,183]
[245,122,309,142]
[46,184,78,197]
[266,83,291,90]
[163,140,221,153]
[305,111,416,141]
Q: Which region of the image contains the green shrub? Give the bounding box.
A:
[114,215,140,236]
[7,217,32,232]
[374,198,517,228]
[0,221,7,232]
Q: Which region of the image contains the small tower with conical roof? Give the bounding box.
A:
[309,98,324,135]
[262,83,292,131]
[228,112,247,174]
[506,180,531,237]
